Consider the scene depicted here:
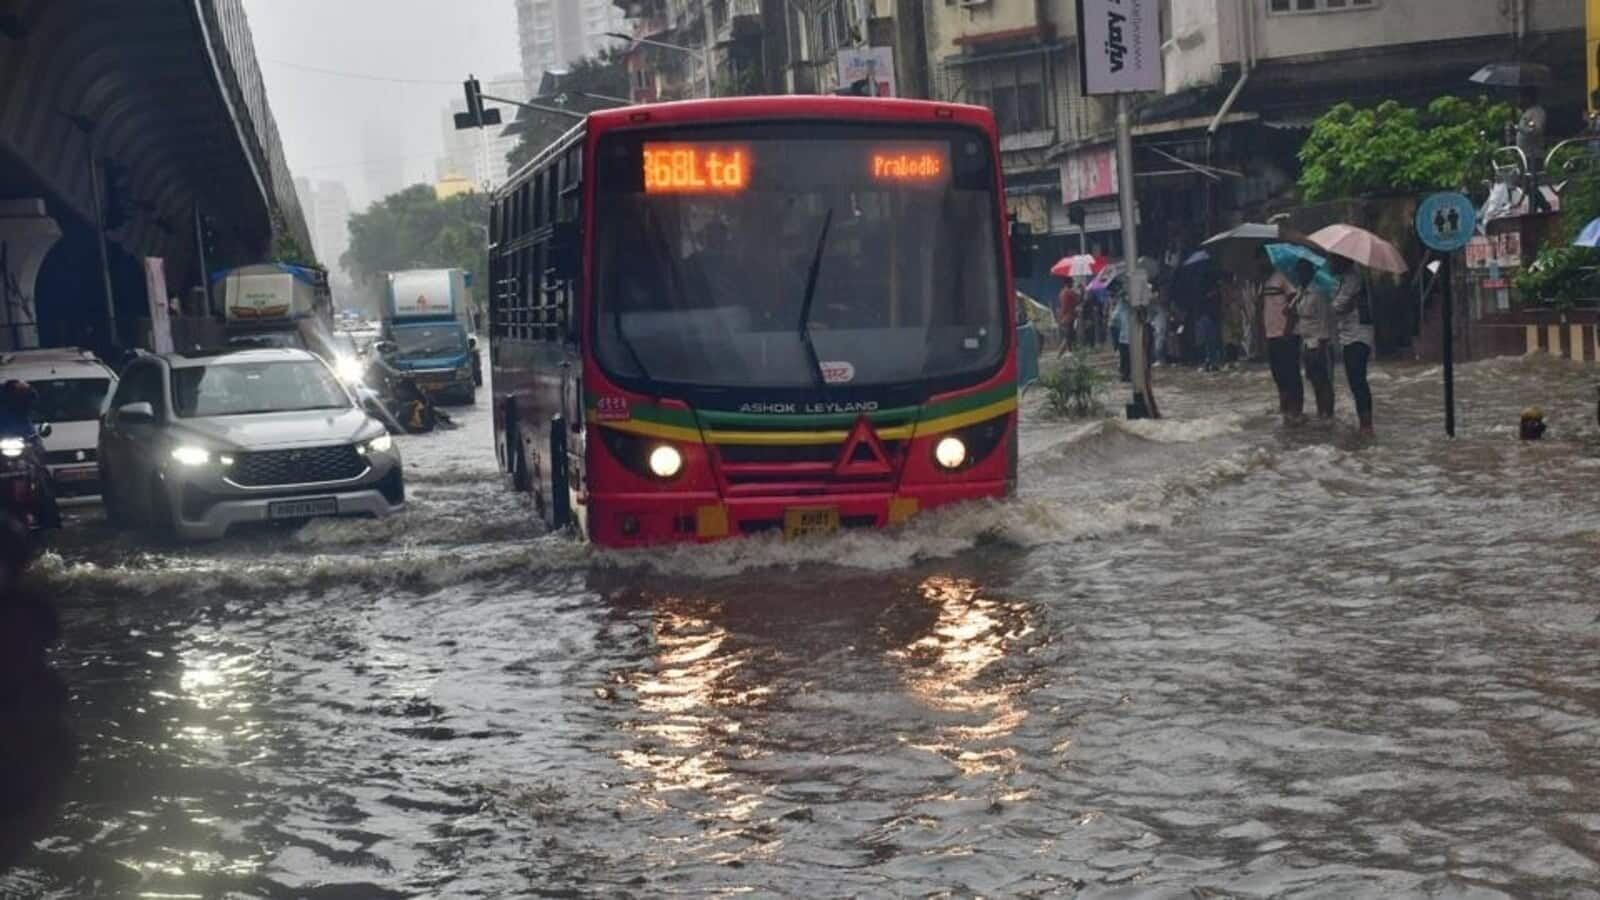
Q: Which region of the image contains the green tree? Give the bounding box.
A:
[1298,97,1515,201]
[340,185,489,288]
[506,49,630,173]
[1515,164,1600,309]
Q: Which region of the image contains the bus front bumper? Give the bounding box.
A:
[586,482,1007,548]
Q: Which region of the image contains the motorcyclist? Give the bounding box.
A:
[366,345,456,434]
[0,380,61,530]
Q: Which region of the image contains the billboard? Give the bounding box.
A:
[1060,146,1119,203]
[837,46,895,98]
[1076,0,1162,95]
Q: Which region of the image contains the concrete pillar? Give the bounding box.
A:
[0,199,63,351]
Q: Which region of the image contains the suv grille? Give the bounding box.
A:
[45,448,96,466]
[230,445,366,487]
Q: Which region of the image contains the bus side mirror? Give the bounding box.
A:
[1010,221,1035,279]
[37,422,52,438]
[551,221,581,282]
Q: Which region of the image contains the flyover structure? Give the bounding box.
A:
[0,0,313,352]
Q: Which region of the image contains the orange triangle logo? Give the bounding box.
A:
[835,416,892,477]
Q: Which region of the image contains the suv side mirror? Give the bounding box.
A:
[373,341,398,357]
[36,422,52,438]
[117,401,155,424]
[467,335,478,350]
[550,221,581,282]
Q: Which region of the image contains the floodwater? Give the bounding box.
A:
[7,352,1600,898]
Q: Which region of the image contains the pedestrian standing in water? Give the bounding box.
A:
[1260,252,1304,422]
[1113,288,1134,382]
[1291,259,1337,420]
[1329,256,1375,434]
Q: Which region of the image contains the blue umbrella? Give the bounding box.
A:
[1265,242,1339,293]
[1574,217,1600,248]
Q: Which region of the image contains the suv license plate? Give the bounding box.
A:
[783,507,839,540]
[268,497,339,520]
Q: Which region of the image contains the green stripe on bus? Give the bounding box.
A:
[696,406,920,430]
[920,383,1017,420]
[587,381,1015,434]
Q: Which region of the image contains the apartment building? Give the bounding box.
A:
[517,0,630,97]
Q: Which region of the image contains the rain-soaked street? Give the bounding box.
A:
[8,355,1600,898]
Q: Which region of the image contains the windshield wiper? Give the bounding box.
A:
[796,207,835,393]
[612,305,653,383]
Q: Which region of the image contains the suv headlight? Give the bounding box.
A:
[364,433,393,454]
[170,445,213,466]
[0,437,25,458]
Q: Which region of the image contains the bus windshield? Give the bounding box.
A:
[393,325,466,357]
[594,124,1007,392]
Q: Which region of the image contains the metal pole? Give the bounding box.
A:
[1078,224,1086,256]
[1442,251,1455,437]
[702,3,716,98]
[1115,93,1156,419]
[86,142,119,349]
[193,201,212,317]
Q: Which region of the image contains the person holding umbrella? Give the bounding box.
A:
[1290,259,1338,421]
[1309,223,1408,434]
[1259,250,1304,423]
[1328,255,1375,434]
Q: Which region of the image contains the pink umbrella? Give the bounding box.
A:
[1309,225,1407,274]
[1050,254,1100,278]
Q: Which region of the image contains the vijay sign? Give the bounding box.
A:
[1076,0,1162,95]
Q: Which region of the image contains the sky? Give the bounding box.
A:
[242,0,523,212]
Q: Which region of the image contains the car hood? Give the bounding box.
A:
[172,407,382,451]
[41,420,100,456]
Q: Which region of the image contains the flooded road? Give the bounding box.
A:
[9,354,1600,897]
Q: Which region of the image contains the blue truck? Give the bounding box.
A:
[381,269,480,405]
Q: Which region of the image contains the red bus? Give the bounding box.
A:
[487,96,1018,547]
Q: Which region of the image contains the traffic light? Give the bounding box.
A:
[1067,202,1087,228]
[454,76,503,130]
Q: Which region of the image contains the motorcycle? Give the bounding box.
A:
[354,343,457,435]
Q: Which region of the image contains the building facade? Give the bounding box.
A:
[517,0,630,96]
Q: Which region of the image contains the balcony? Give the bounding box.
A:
[713,0,762,45]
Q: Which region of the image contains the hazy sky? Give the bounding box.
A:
[243,0,522,212]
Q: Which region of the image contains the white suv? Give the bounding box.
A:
[0,348,118,500]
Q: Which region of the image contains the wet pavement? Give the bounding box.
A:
[7,352,1600,897]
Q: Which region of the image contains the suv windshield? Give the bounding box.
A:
[171,360,350,418]
[594,124,1006,391]
[30,377,111,422]
[392,325,466,357]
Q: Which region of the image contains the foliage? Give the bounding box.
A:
[506,50,629,173]
[1298,97,1515,201]
[1038,356,1108,418]
[271,232,315,268]
[1515,167,1600,309]
[1515,246,1600,310]
[340,185,489,288]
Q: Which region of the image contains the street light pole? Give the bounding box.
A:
[605,32,713,98]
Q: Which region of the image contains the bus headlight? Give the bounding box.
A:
[648,444,683,479]
[0,437,25,459]
[934,436,967,470]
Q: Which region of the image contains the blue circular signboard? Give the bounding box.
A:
[1416,192,1477,252]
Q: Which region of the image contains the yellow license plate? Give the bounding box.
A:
[783,507,839,540]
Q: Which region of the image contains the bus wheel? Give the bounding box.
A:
[549,419,573,532]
